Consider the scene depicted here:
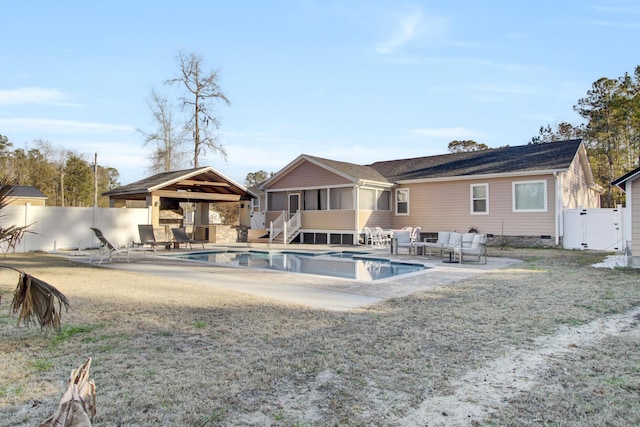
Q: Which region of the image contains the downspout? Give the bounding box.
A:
[555,171,560,246]
[354,184,360,245]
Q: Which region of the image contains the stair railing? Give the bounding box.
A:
[285,212,301,243]
[269,211,286,243]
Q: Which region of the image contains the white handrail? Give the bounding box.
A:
[269,211,286,243]
[285,212,301,243]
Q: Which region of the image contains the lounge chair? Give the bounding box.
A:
[137,224,173,251]
[89,227,130,264]
[171,227,206,249]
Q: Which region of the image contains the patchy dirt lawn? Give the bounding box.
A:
[1,248,639,426]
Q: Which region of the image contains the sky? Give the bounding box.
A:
[1,1,639,187]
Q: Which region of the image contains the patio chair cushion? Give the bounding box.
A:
[461,233,475,248]
[395,230,412,245]
[436,231,450,244]
[447,232,462,248]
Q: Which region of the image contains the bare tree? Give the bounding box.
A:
[138,89,186,173]
[167,50,230,167]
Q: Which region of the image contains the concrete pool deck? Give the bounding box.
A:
[66,243,521,311]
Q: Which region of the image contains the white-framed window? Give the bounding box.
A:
[395,189,409,215]
[251,197,260,212]
[513,180,547,212]
[329,187,353,210]
[470,183,489,214]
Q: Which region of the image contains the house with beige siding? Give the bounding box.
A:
[613,166,640,268]
[2,186,48,206]
[259,139,601,246]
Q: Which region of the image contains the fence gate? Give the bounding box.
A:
[563,208,625,251]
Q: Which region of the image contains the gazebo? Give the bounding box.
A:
[103,167,256,242]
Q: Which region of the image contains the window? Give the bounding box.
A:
[471,184,488,214]
[396,189,409,215]
[251,197,260,212]
[303,189,327,210]
[359,189,375,210]
[359,189,391,211]
[377,190,391,211]
[329,188,353,210]
[513,180,547,212]
[267,192,287,211]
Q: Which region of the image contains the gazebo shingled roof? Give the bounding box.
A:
[103,167,256,203]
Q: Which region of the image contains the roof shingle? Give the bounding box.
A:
[368,139,583,181]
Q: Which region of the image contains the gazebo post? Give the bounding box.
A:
[146,194,160,227]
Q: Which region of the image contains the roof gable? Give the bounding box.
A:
[104,166,256,200]
[261,154,390,189]
[612,165,640,192]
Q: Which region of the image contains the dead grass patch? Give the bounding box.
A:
[0,248,639,425]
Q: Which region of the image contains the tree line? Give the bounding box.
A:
[449,66,640,208]
[0,136,119,207]
[2,55,638,209]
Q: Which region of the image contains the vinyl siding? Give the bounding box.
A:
[359,210,393,230]
[632,180,640,255]
[302,210,355,230]
[391,174,556,236]
[562,155,600,208]
[269,160,352,189]
[265,207,356,231]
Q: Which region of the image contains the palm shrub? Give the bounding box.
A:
[0,177,69,330]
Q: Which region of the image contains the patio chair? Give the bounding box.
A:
[421,231,450,258]
[454,233,487,264]
[137,224,173,251]
[363,227,374,247]
[171,227,206,249]
[89,227,130,264]
[373,227,391,248]
[392,230,413,255]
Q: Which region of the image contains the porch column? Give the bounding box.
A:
[194,202,210,242]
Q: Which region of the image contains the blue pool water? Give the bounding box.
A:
[171,250,426,281]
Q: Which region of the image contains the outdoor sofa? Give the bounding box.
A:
[418,231,487,264]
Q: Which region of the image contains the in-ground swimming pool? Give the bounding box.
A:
[170,250,426,281]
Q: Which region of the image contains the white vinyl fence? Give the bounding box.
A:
[1,205,152,252]
[563,207,627,252]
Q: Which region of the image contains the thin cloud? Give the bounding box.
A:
[375,6,449,54]
[376,9,424,54]
[0,117,135,134]
[584,19,639,28]
[0,87,76,106]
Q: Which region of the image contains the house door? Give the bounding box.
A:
[289,194,300,218]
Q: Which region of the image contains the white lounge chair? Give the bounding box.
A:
[373,227,391,248]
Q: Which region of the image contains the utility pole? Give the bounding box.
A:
[60,166,65,207]
[93,152,98,208]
